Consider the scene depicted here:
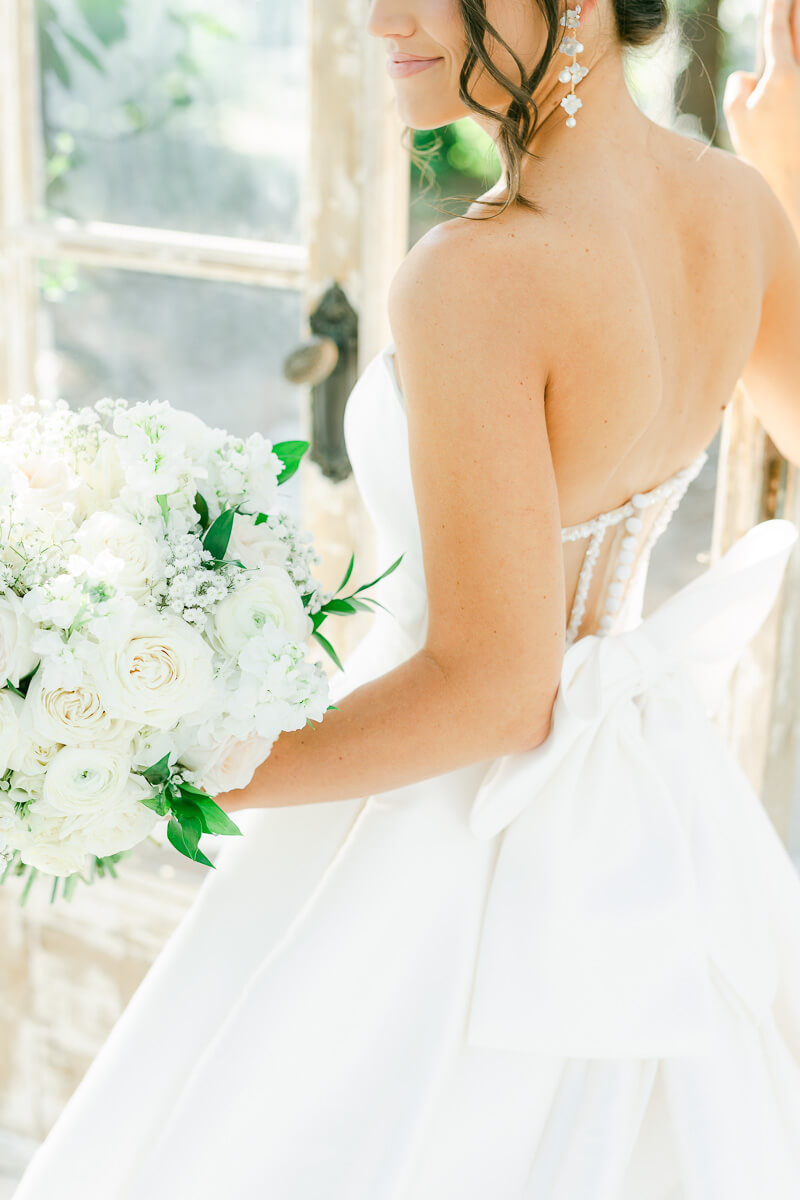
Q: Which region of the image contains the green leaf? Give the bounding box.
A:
[343,597,377,612]
[272,440,308,486]
[142,753,171,788]
[76,0,127,47]
[203,507,236,560]
[20,867,38,907]
[319,598,358,616]
[313,629,343,672]
[202,556,246,571]
[39,30,72,88]
[335,553,355,594]
[5,664,40,699]
[183,11,236,38]
[193,491,210,532]
[140,786,169,817]
[177,786,242,837]
[63,31,105,71]
[326,704,340,712]
[156,493,170,523]
[166,811,213,867]
[353,553,404,595]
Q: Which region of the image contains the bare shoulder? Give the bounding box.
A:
[661,132,786,264]
[387,211,562,393]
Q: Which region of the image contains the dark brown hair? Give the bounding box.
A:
[403,0,668,221]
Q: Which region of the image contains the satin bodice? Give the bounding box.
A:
[344,341,707,649]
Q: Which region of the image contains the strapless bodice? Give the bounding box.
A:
[344,342,709,649]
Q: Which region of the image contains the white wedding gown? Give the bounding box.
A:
[13,342,800,1200]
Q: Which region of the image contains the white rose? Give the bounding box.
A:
[94,610,214,729]
[76,512,163,600]
[75,437,125,518]
[14,452,79,514]
[180,732,274,796]
[0,690,24,774]
[227,514,289,572]
[211,566,311,659]
[5,798,90,876]
[0,795,20,840]
[8,769,46,803]
[10,730,61,775]
[43,746,132,816]
[81,773,159,857]
[0,588,39,686]
[23,671,136,750]
[20,840,88,876]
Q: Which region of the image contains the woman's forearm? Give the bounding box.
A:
[219,648,555,812]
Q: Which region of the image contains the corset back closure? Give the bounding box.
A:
[561,450,708,646]
[379,344,708,650]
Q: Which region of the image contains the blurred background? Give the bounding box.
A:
[0,0,798,1190]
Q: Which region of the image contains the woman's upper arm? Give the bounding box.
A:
[739,164,800,465]
[388,227,565,749]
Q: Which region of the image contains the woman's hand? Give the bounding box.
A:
[723,0,800,196]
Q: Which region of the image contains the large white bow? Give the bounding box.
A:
[466,518,798,1058]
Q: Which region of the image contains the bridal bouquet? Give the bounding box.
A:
[0,394,397,904]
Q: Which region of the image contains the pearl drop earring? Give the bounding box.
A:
[558,5,588,128]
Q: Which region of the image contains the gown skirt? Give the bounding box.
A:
[11,345,800,1200]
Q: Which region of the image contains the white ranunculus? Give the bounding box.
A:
[180,731,274,796]
[0,690,24,774]
[0,588,39,687]
[76,512,163,600]
[23,670,136,749]
[211,566,311,659]
[227,514,289,572]
[94,610,214,729]
[43,746,132,816]
[82,773,159,857]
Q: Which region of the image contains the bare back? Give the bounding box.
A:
[394,126,770,641]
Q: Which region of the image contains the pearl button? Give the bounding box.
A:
[617,549,635,565]
[621,535,638,550]
[614,563,631,580]
[605,595,620,613]
[631,493,648,509]
[598,614,614,630]
[607,580,625,596]
[625,516,642,534]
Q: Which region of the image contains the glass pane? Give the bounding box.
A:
[36,1,307,241]
[36,262,306,509]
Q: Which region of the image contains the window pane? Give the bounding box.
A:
[37,264,305,505]
[37,1,307,241]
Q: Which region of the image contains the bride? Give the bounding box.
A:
[13,0,800,1197]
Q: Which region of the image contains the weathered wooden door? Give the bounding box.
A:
[0,0,408,1158]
